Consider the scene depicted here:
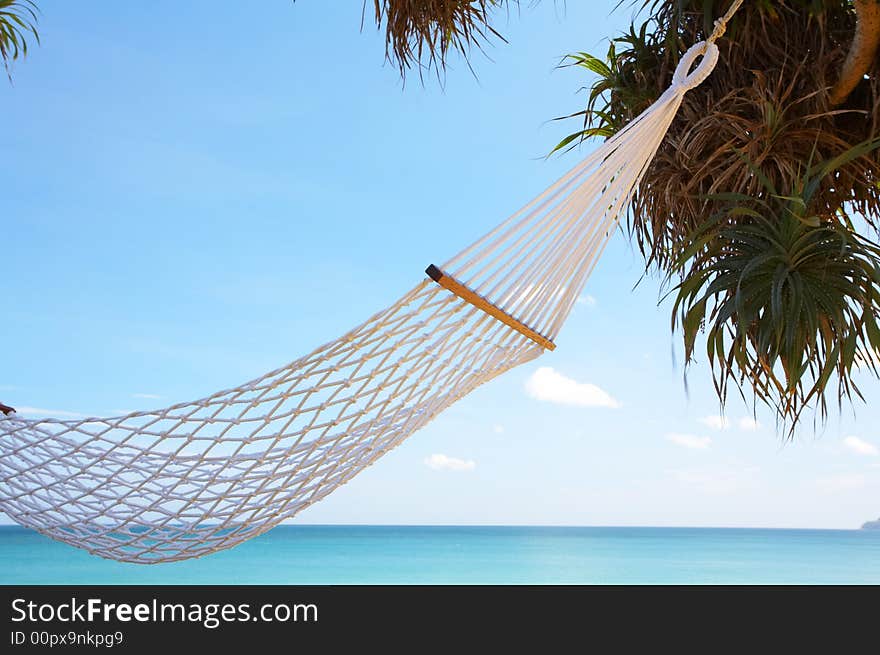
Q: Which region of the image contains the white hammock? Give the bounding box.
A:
[0,25,731,562]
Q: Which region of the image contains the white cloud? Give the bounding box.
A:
[843,436,879,457]
[424,453,476,472]
[816,473,866,493]
[15,406,87,419]
[666,433,712,450]
[492,424,505,434]
[700,415,730,431]
[738,417,761,431]
[524,367,620,409]
[132,393,162,400]
[576,294,597,307]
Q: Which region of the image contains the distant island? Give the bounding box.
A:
[862,518,880,530]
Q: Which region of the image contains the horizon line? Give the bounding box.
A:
[0,522,871,532]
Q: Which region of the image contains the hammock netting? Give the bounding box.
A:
[0,38,723,562]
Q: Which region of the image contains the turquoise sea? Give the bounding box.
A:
[1,525,878,585]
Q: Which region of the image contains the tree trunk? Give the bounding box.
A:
[829,0,880,106]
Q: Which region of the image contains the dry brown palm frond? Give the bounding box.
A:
[556,1,880,270]
[367,0,523,81]
[635,0,880,268]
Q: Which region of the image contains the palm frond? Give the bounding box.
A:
[0,0,39,81]
[671,146,880,437]
[367,0,522,82]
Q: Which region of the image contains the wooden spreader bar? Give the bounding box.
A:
[425,264,556,351]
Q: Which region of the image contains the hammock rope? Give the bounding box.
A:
[0,4,742,563]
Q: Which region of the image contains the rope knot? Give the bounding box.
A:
[708,0,744,43]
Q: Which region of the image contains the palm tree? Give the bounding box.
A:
[0,0,38,80]
[545,1,880,434]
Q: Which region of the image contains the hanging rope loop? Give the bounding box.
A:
[671,0,745,92]
[672,41,720,91]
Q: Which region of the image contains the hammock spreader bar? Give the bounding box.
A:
[426,264,556,351]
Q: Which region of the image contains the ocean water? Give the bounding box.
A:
[1,525,878,585]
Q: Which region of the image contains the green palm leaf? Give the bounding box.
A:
[0,0,38,80]
[671,145,880,436]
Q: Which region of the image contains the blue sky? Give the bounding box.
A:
[2,1,878,529]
